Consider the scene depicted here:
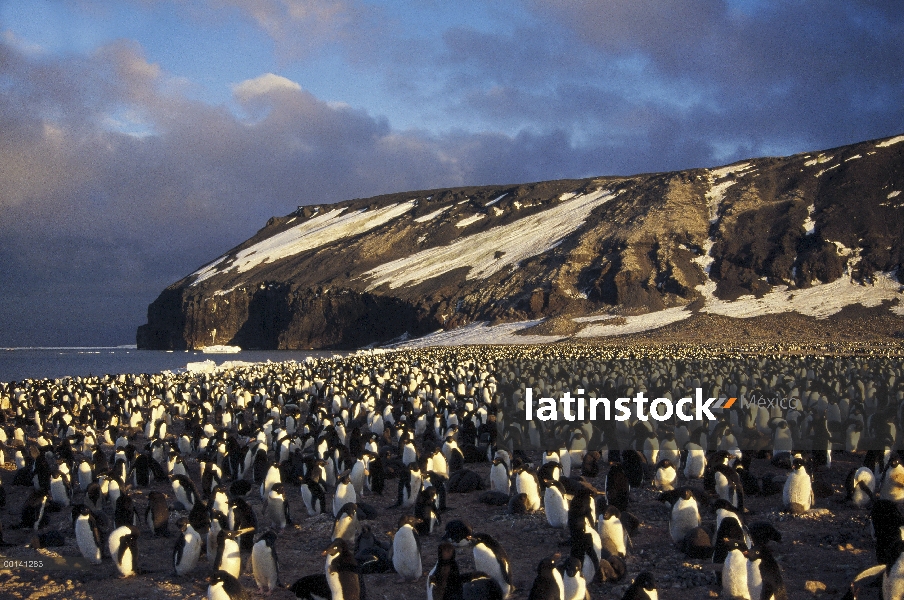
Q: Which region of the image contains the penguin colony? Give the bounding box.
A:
[0,345,902,600]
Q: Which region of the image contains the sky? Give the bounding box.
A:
[0,0,902,347]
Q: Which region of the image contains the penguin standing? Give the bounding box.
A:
[332,502,360,544]
[414,487,441,535]
[513,467,542,512]
[21,490,49,530]
[324,538,363,600]
[333,474,357,517]
[263,482,290,530]
[490,458,510,494]
[49,468,71,507]
[171,474,199,511]
[428,541,462,600]
[684,442,707,479]
[391,515,423,581]
[544,480,569,529]
[214,529,252,579]
[208,510,229,560]
[605,464,631,512]
[251,530,280,594]
[598,506,629,558]
[300,472,328,516]
[721,539,750,600]
[846,466,876,508]
[527,555,564,600]
[145,491,170,537]
[783,459,814,514]
[668,489,700,544]
[470,532,514,598]
[108,525,141,577]
[560,556,588,600]
[74,505,103,565]
[173,517,201,576]
[208,570,249,600]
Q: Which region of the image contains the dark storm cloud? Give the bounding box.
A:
[433,1,904,169]
[0,38,597,346]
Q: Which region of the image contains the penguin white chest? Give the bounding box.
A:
[563,571,586,600]
[722,549,750,600]
[544,488,569,529]
[474,544,510,596]
[886,554,904,600]
[75,517,101,564]
[392,525,422,580]
[251,541,278,592]
[220,539,242,578]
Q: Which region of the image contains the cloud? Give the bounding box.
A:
[233,73,302,100]
[0,35,605,345]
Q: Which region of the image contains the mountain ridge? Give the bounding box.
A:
[137,133,904,350]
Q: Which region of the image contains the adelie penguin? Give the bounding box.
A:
[391,515,423,581]
[324,538,363,600]
[214,528,255,579]
[622,572,658,600]
[74,504,103,565]
[668,488,701,544]
[332,502,360,545]
[544,479,569,529]
[263,482,291,530]
[145,490,170,537]
[414,486,442,535]
[21,490,49,531]
[333,473,357,517]
[441,520,473,547]
[783,459,813,514]
[528,554,565,600]
[606,463,631,512]
[109,524,141,577]
[560,556,588,600]
[173,517,202,576]
[171,474,200,511]
[427,541,462,600]
[251,530,280,594]
[470,532,514,598]
[300,472,328,516]
[208,570,249,600]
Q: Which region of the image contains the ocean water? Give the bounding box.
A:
[0,347,341,383]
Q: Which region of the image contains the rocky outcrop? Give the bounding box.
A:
[138,134,904,349]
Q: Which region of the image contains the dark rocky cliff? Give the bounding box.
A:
[138,134,904,349]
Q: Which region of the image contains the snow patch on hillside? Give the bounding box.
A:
[877,135,904,148]
[414,206,450,223]
[575,307,693,337]
[701,272,902,319]
[388,320,563,347]
[192,201,416,285]
[362,189,616,290]
[456,214,486,228]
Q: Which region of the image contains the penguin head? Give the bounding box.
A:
[603,505,621,520]
[258,529,278,547]
[437,541,456,562]
[441,520,472,545]
[561,556,582,578]
[398,515,422,530]
[633,571,657,592]
[535,554,560,575]
[322,538,349,557]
